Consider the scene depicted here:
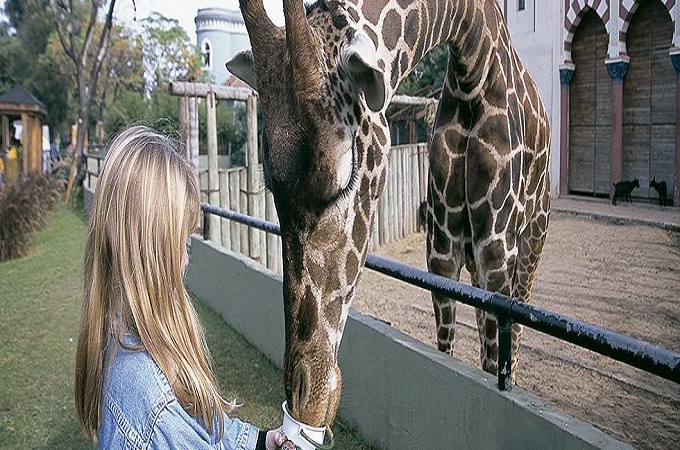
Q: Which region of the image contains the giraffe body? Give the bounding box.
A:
[228,0,550,427]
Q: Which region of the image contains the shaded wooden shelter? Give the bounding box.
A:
[0,86,47,178]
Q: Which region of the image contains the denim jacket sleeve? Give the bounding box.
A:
[148,402,260,450]
[98,340,260,450]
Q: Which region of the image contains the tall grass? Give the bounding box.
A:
[0,173,62,261]
[0,204,374,449]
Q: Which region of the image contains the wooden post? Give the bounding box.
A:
[229,169,240,251]
[219,170,231,251]
[246,95,261,262]
[178,96,189,162]
[1,115,8,158]
[206,89,220,244]
[239,169,248,254]
[21,113,29,174]
[189,97,199,170]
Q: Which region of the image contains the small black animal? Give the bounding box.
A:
[417,201,427,232]
[612,179,639,205]
[649,178,668,207]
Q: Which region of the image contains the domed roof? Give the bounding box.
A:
[195,7,244,25]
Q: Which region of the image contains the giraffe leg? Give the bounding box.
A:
[428,255,464,354]
[466,257,499,374]
[471,238,516,376]
[426,201,465,355]
[427,117,467,356]
[474,280,506,376]
[510,202,550,383]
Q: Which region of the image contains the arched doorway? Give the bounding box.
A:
[569,9,611,196]
[622,0,675,201]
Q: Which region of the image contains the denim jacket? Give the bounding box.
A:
[98,334,261,450]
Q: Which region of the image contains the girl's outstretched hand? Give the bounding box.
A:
[265,427,285,450]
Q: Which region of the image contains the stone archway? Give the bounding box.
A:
[622,0,675,200]
[568,8,611,196]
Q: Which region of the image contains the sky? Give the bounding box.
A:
[115,0,286,41]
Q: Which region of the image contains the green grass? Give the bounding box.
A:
[0,204,374,449]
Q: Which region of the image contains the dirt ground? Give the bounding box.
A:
[352,211,680,450]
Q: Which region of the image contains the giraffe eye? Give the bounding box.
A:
[336,142,354,191]
[334,135,358,202]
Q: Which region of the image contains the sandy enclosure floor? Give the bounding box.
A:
[352,211,680,450]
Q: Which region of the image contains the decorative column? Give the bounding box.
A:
[671,52,680,206]
[559,66,574,197]
[606,61,629,196]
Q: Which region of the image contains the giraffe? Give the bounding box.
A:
[227,0,550,428]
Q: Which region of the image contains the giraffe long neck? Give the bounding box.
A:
[346,0,503,98]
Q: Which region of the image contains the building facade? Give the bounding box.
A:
[195,7,250,85]
[502,0,678,205]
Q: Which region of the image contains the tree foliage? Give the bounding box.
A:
[139,12,204,93]
[0,0,74,137]
[397,44,449,96]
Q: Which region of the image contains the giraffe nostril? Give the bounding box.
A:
[292,365,309,415]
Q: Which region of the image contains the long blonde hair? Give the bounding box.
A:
[75,126,230,441]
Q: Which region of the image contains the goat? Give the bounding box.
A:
[612,179,639,205]
[649,178,668,207]
[417,201,427,232]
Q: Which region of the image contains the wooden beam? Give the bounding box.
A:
[390,95,438,107]
[206,90,221,244]
[168,81,254,101]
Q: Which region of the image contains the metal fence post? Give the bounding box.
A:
[203,208,210,241]
[497,315,513,391]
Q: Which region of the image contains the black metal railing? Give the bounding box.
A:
[201,203,680,390]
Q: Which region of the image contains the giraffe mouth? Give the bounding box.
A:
[285,348,342,428]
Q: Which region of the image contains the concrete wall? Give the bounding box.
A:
[185,237,633,450]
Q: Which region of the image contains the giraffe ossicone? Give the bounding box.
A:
[227,0,550,428]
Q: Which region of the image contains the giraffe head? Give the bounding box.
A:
[227,0,392,427]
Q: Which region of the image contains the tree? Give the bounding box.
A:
[140,12,204,94]
[102,88,181,140]
[94,25,144,124]
[100,11,208,149]
[49,0,119,201]
[0,34,21,93]
[1,0,74,136]
[5,0,53,52]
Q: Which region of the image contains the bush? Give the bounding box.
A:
[0,173,62,261]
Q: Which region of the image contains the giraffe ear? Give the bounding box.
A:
[341,33,386,112]
[226,50,258,91]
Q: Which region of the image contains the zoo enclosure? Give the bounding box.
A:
[82,80,680,388]
[201,203,680,391]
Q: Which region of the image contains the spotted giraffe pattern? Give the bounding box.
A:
[229,0,550,426]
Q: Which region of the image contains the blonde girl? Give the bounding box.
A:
[75,126,283,449]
